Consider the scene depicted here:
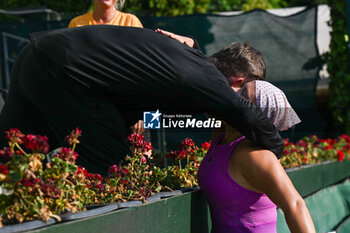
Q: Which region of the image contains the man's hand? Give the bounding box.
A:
[131,120,144,134]
[156,29,194,48]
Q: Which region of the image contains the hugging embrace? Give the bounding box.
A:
[0,26,315,232]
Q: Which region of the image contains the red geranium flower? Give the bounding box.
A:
[180,138,195,150]
[127,134,153,152]
[40,180,60,199]
[92,174,103,181]
[6,128,24,145]
[56,147,79,163]
[296,140,307,148]
[0,147,13,162]
[108,164,128,177]
[178,150,187,160]
[337,150,345,162]
[201,142,211,150]
[21,178,40,187]
[65,127,82,145]
[23,134,49,154]
[283,150,290,155]
[0,165,8,174]
[123,168,129,175]
[340,134,350,143]
[284,139,293,147]
[75,166,89,177]
[166,150,177,160]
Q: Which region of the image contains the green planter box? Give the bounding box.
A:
[28,191,211,233]
[286,160,350,197]
[277,180,350,233]
[19,160,350,233]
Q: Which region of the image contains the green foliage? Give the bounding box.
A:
[1,128,350,225]
[285,0,328,7]
[123,0,210,16]
[123,0,290,16]
[0,0,86,13]
[323,1,350,134]
[0,129,90,224]
[242,0,287,11]
[0,0,87,22]
[208,0,245,12]
[281,135,350,168]
[0,0,319,17]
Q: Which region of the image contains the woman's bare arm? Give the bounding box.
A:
[237,145,316,233]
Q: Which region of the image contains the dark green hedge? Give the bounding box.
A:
[122,0,288,16]
[0,0,87,13]
[0,0,321,17]
[323,1,350,135]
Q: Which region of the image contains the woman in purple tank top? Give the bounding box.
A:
[153,30,315,232]
[198,81,316,233]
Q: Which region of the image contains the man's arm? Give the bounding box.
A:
[180,69,284,158]
[143,30,283,156]
[154,30,282,156]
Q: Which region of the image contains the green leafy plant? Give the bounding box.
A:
[163,138,209,188]
[123,0,210,16]
[1,128,349,227]
[103,134,168,203]
[280,134,350,168]
[0,0,86,13]
[123,0,289,16]
[323,1,350,135]
[242,0,287,11]
[0,128,88,226]
[0,0,332,19]
[0,131,195,227]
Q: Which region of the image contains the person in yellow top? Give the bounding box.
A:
[68,0,143,28]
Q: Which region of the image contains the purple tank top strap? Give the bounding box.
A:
[222,135,246,161]
[228,135,246,147]
[212,133,246,147]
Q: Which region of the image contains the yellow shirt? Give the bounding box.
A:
[68,11,143,28]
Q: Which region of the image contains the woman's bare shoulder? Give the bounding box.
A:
[235,139,274,160]
[234,139,281,179]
